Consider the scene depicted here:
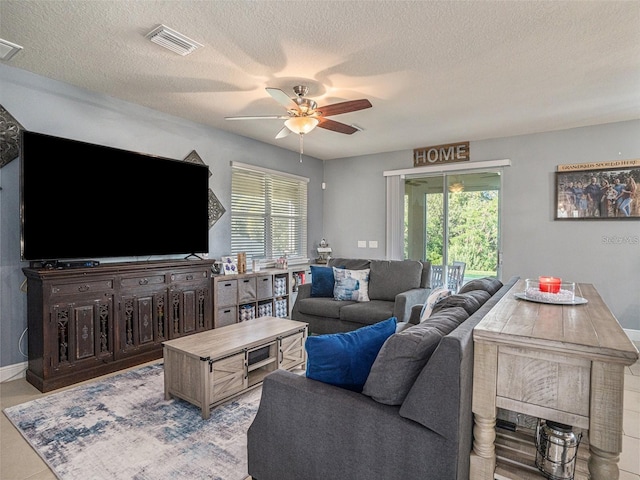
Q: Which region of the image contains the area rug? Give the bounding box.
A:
[3,363,260,480]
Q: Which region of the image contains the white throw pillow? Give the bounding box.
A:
[333,268,370,302]
[419,287,452,322]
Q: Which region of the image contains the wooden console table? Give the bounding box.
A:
[163,316,307,419]
[470,280,639,480]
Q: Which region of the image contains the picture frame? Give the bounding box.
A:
[555,167,639,220]
[221,255,238,275]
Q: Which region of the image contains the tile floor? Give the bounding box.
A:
[2,348,640,480]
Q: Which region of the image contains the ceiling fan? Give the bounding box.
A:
[225,85,372,141]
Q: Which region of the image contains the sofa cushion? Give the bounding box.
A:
[310,265,335,297]
[339,300,395,325]
[328,258,370,271]
[431,291,490,316]
[296,297,354,319]
[419,287,452,322]
[368,260,423,301]
[362,307,469,405]
[458,277,503,295]
[305,317,397,392]
[333,268,370,302]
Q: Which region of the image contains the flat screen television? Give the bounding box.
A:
[20,131,210,262]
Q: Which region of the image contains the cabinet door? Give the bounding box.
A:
[210,351,247,403]
[279,330,306,370]
[118,290,168,356]
[49,297,114,372]
[169,280,211,338]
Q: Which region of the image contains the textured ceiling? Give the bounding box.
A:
[1,0,639,160]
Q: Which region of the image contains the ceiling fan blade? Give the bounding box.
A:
[317,118,359,135]
[225,115,290,120]
[266,87,297,109]
[275,126,291,139]
[316,99,372,117]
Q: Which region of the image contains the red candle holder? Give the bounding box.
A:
[539,276,562,294]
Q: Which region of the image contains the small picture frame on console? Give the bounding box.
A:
[555,166,639,220]
[221,255,238,274]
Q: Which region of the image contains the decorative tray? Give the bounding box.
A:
[514,292,588,305]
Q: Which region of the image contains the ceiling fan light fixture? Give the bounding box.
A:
[284,116,319,135]
[449,181,465,193]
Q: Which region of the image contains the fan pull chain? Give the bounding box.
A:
[299,134,304,163]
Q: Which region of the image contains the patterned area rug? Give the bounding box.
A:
[3,363,260,480]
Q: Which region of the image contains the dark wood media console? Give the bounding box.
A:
[23,259,215,392]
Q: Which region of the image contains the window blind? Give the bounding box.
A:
[231,164,308,261]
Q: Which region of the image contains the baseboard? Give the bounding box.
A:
[625,328,640,342]
[0,361,27,383]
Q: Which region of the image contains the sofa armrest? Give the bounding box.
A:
[247,370,451,480]
[295,282,312,300]
[393,287,430,323]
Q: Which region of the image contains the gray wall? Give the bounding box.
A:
[0,65,324,368]
[323,120,640,330]
[2,63,638,371]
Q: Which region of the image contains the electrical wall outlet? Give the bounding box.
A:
[357,240,367,248]
[369,241,378,248]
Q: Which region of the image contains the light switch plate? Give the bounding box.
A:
[357,240,367,248]
[369,241,378,248]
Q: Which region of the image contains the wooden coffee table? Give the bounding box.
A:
[163,316,308,419]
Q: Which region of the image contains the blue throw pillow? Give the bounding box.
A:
[310,265,335,297]
[305,317,397,392]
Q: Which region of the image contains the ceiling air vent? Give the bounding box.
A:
[145,25,202,56]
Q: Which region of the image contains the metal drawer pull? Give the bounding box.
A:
[78,284,90,292]
[139,278,149,285]
[186,274,194,281]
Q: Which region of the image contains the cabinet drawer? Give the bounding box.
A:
[171,270,209,283]
[216,279,237,306]
[238,277,256,303]
[256,275,273,299]
[51,279,114,296]
[496,347,590,417]
[217,307,237,328]
[120,274,166,289]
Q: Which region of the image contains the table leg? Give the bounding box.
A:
[470,414,497,479]
[470,342,499,480]
[588,361,625,480]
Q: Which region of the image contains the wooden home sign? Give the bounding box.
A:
[413,141,470,167]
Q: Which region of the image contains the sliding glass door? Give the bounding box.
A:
[404,170,502,282]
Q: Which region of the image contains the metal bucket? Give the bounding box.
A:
[535,420,582,480]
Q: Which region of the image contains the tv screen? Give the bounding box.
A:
[21,131,210,262]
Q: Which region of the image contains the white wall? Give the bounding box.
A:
[0,65,324,368]
[323,120,640,330]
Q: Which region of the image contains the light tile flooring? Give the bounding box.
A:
[2,349,640,480]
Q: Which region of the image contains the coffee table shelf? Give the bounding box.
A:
[163,316,308,419]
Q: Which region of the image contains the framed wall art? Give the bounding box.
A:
[555,165,639,220]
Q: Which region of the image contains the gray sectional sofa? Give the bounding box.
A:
[247,275,519,480]
[291,257,432,334]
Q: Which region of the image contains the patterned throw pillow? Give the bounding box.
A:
[333,268,370,302]
[419,287,452,322]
